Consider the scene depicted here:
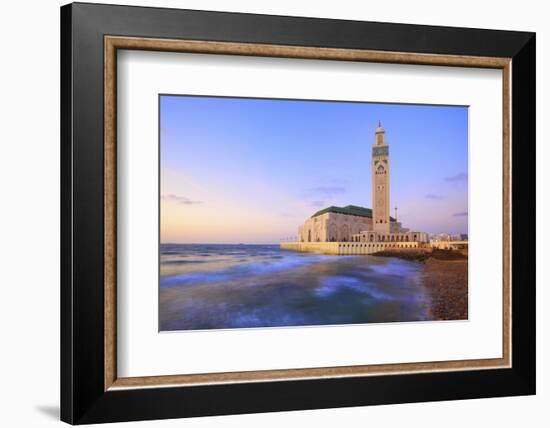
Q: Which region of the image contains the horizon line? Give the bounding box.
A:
[160,242,280,246]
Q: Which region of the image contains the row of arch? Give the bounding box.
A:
[340,243,417,248]
[351,234,418,243]
[338,242,418,254]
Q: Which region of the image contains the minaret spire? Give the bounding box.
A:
[375,120,385,145]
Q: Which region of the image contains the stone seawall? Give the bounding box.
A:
[280,241,419,255]
[429,240,468,250]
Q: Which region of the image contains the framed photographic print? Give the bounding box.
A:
[60,2,535,424]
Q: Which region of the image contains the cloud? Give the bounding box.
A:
[452,211,468,217]
[305,186,346,197]
[444,172,468,182]
[310,200,325,208]
[161,194,202,205]
[425,193,444,200]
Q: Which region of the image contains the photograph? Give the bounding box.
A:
[159,95,469,331]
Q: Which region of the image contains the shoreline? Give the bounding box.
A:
[373,248,468,320]
[372,248,467,263]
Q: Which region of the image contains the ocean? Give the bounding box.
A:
[159,244,432,331]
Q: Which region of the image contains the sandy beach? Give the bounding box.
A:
[373,249,468,320]
[421,258,468,320]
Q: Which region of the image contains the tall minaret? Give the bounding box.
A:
[372,121,390,234]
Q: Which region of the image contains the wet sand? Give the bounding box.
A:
[374,249,468,320]
[373,248,467,262]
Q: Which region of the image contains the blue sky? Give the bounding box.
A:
[160,95,468,244]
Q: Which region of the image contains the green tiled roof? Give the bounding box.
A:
[311,205,396,221]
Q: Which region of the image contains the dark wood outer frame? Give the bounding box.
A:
[61,2,535,424]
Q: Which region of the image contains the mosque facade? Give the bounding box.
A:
[297,123,428,244]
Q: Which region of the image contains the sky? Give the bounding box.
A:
[160,95,468,244]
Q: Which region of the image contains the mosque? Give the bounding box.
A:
[296,122,428,245]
